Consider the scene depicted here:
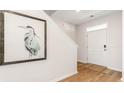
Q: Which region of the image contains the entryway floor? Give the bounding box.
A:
[60,62,122,82]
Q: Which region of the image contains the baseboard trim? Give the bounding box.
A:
[108,67,122,72]
[50,71,78,82]
[77,60,87,63]
[121,78,123,81]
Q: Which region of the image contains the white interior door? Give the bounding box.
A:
[88,29,107,66]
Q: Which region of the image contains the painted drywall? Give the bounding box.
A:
[122,11,124,81]
[52,17,76,42]
[0,10,78,82]
[77,11,122,71]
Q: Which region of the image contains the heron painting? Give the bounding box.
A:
[3,11,47,65]
[18,26,40,57]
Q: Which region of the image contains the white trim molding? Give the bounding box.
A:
[121,78,124,82]
[87,23,108,32]
[77,60,87,63]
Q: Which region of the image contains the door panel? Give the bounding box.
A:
[88,29,107,66]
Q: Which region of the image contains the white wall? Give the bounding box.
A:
[52,17,76,42]
[0,10,78,82]
[122,11,124,81]
[77,11,122,71]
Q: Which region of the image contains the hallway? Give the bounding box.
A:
[60,62,122,82]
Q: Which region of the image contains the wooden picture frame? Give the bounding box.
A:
[0,10,47,65]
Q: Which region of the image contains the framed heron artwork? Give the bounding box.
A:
[0,10,47,65]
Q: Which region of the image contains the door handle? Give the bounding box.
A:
[104,45,107,51]
[104,45,107,48]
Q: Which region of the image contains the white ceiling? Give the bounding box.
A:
[45,10,120,25]
[44,10,56,15]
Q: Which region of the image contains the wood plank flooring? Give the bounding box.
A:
[60,62,122,82]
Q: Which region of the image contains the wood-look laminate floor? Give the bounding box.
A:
[60,62,122,82]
